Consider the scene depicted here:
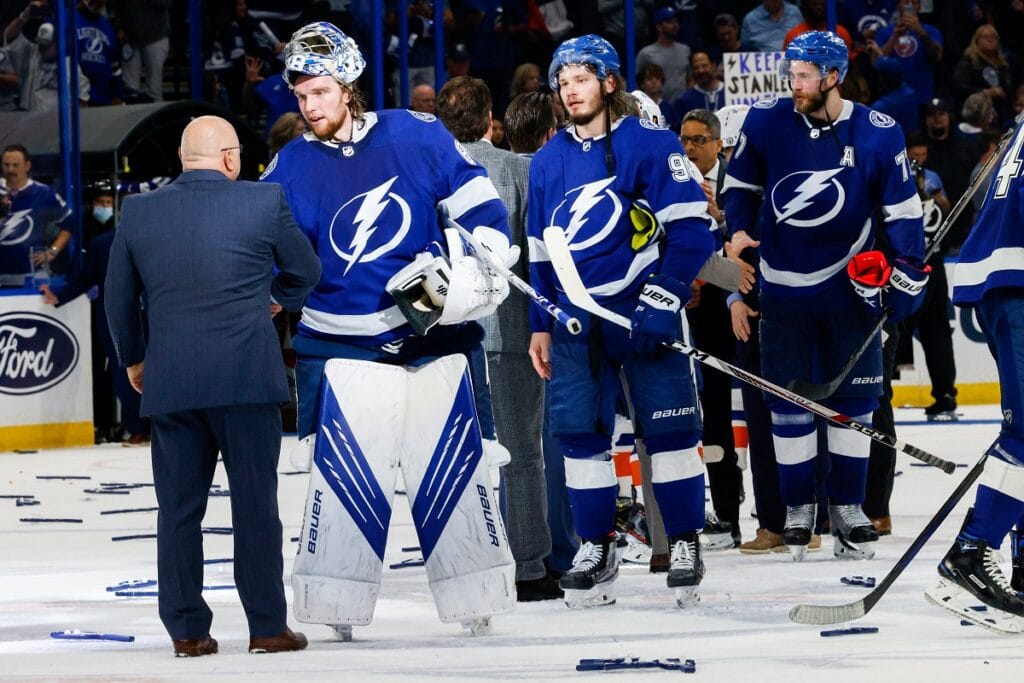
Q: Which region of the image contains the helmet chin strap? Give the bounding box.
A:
[816,74,846,159]
[603,91,615,176]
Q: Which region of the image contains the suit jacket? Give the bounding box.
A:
[462,140,532,355]
[104,169,321,416]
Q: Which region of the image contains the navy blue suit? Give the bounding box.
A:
[104,169,321,641]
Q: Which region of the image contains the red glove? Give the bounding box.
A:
[847,251,892,310]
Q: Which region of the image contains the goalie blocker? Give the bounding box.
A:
[292,356,516,632]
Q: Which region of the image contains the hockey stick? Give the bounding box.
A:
[543,226,956,474]
[788,116,1022,401]
[789,450,988,625]
[446,219,582,335]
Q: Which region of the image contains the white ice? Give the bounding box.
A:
[1,405,1021,682]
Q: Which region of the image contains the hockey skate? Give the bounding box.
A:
[560,535,619,609]
[1010,529,1024,593]
[924,394,958,422]
[783,504,816,562]
[701,511,740,551]
[829,504,878,560]
[620,504,652,565]
[667,532,704,608]
[330,624,353,642]
[925,533,1024,634]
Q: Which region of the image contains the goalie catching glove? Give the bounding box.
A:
[386,226,518,335]
[847,250,930,322]
[629,273,689,352]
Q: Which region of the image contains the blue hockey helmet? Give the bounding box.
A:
[781,31,849,83]
[283,22,366,88]
[548,35,621,91]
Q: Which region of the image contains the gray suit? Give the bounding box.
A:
[463,140,551,583]
[105,169,321,641]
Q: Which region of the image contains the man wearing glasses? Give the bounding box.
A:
[722,31,928,562]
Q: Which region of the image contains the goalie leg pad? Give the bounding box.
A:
[292,359,403,626]
[401,355,516,624]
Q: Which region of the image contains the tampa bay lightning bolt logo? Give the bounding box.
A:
[0,210,35,246]
[770,169,846,227]
[552,177,623,250]
[329,176,411,275]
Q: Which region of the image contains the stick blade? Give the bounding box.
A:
[789,600,867,625]
[786,378,840,402]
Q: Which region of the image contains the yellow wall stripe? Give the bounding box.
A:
[894,382,1000,407]
[0,422,94,452]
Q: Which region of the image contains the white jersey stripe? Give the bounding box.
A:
[439,175,501,220]
[654,201,712,225]
[301,305,408,337]
[953,247,1024,288]
[587,247,660,297]
[882,194,924,221]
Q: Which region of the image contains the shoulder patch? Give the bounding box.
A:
[259,154,278,180]
[409,111,437,123]
[638,117,664,130]
[869,110,895,128]
[753,95,778,109]
[454,140,478,166]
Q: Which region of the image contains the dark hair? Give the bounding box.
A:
[505,92,556,154]
[637,62,666,84]
[2,144,30,163]
[682,108,721,138]
[437,76,492,143]
[905,131,928,149]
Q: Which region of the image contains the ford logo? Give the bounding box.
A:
[0,312,79,395]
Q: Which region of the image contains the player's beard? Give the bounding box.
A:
[569,98,605,127]
[794,88,827,117]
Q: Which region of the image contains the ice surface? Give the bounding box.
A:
[1,406,1021,681]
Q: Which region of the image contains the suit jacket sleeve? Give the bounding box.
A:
[103,202,147,368]
[270,185,322,311]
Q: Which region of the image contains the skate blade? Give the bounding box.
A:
[330,624,353,642]
[700,533,736,551]
[924,579,1024,634]
[460,617,492,636]
[563,585,616,609]
[833,536,876,560]
[788,544,808,562]
[674,586,700,608]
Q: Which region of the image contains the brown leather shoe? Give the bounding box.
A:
[649,552,670,573]
[870,516,892,536]
[249,627,308,654]
[173,635,218,657]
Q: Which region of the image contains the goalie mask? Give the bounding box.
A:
[284,22,366,88]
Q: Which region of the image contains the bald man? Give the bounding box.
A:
[410,83,436,114]
[105,115,322,657]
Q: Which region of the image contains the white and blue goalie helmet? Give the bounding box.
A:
[284,22,366,88]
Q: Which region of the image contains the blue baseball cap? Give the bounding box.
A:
[653,6,678,23]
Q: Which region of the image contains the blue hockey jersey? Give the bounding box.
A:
[722,96,924,298]
[76,10,122,105]
[952,122,1024,305]
[0,180,70,283]
[261,109,511,347]
[527,116,715,333]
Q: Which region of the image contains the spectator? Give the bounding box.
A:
[959,91,996,141]
[13,22,90,111]
[953,24,1013,125]
[871,0,942,106]
[75,0,123,105]
[741,0,803,52]
[672,51,724,120]
[242,56,300,140]
[636,6,691,103]
[491,116,507,148]
[460,0,527,116]
[386,0,440,102]
[267,111,306,158]
[597,0,655,61]
[113,0,170,102]
[637,62,679,131]
[409,83,436,114]
[504,91,557,154]
[39,178,151,446]
[707,13,742,71]
[870,56,919,135]
[839,0,894,49]
[0,144,71,285]
[446,43,471,78]
[509,61,542,100]
[924,97,981,255]
[783,0,854,50]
